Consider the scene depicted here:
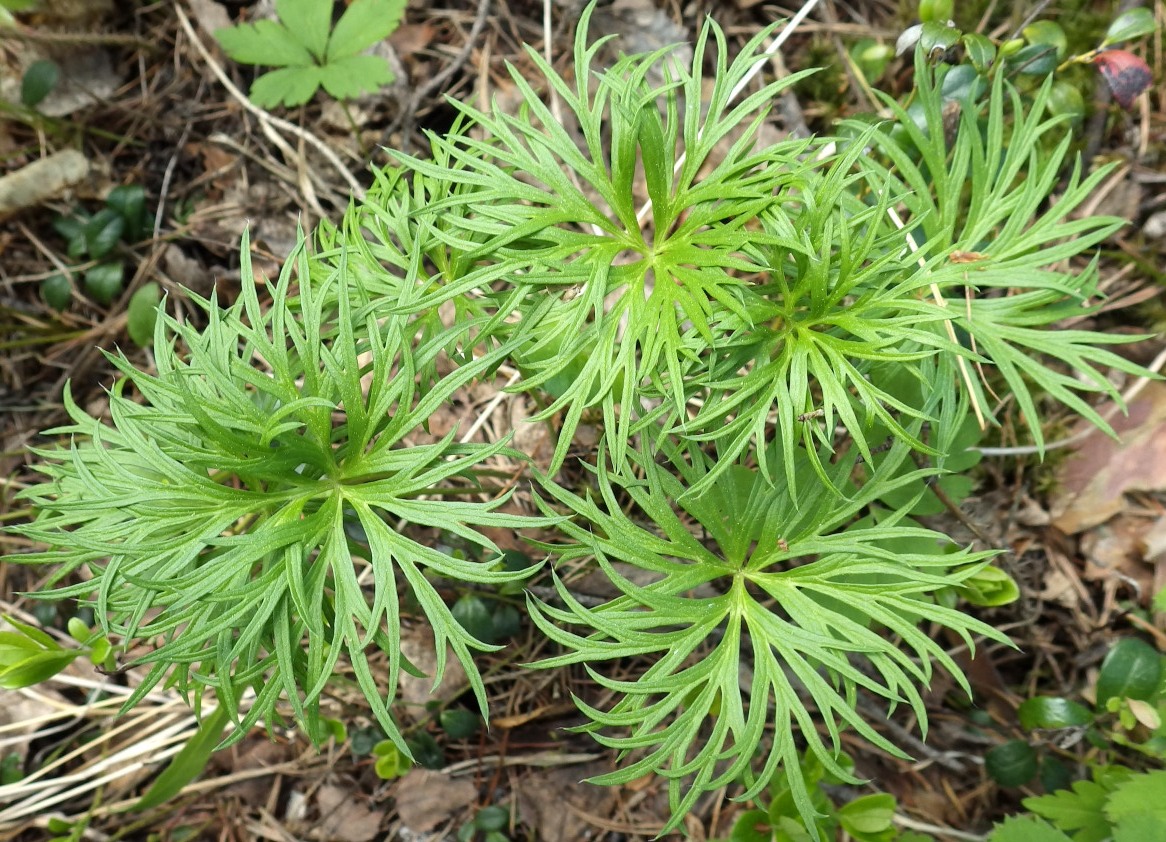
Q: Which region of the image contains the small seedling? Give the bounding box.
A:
[215,0,406,108]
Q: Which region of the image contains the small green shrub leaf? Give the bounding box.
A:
[837,793,896,835]
[1096,638,1162,706]
[106,184,148,242]
[372,740,412,780]
[1102,8,1157,47]
[83,261,124,305]
[83,208,124,259]
[439,708,480,740]
[1104,769,1166,823]
[21,58,59,107]
[1017,697,1093,731]
[249,65,326,108]
[473,805,509,832]
[918,0,953,23]
[985,740,1038,787]
[962,33,996,72]
[1022,21,1068,60]
[452,595,495,645]
[41,273,72,310]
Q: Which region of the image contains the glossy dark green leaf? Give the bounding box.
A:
[1103,8,1157,47]
[1018,697,1093,730]
[452,594,495,644]
[1096,638,1162,706]
[41,274,72,310]
[106,184,148,242]
[405,731,444,769]
[986,740,1038,787]
[439,708,480,739]
[135,704,230,811]
[1008,43,1058,76]
[473,805,509,832]
[962,33,997,72]
[83,262,124,306]
[919,21,961,55]
[83,208,125,259]
[21,59,59,108]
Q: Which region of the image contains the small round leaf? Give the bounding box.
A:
[1022,21,1068,60]
[985,740,1038,787]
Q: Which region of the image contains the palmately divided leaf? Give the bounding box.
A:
[529,437,1006,833]
[14,229,546,752]
[327,0,406,62]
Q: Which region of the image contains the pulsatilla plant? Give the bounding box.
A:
[8,2,1151,835]
[15,235,546,753]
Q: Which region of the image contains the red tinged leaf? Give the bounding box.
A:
[1092,49,1153,109]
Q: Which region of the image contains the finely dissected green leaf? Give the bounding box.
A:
[529,436,1004,833]
[852,54,1151,456]
[14,229,546,751]
[327,0,405,61]
[389,6,819,475]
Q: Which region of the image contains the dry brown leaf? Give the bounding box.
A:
[313,783,383,841]
[514,762,617,841]
[1050,381,1166,534]
[394,769,476,832]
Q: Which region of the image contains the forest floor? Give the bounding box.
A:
[1,0,1165,840]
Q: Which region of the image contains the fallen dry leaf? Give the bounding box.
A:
[394,769,476,832]
[1050,381,1166,534]
[313,783,383,841]
[514,762,617,841]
